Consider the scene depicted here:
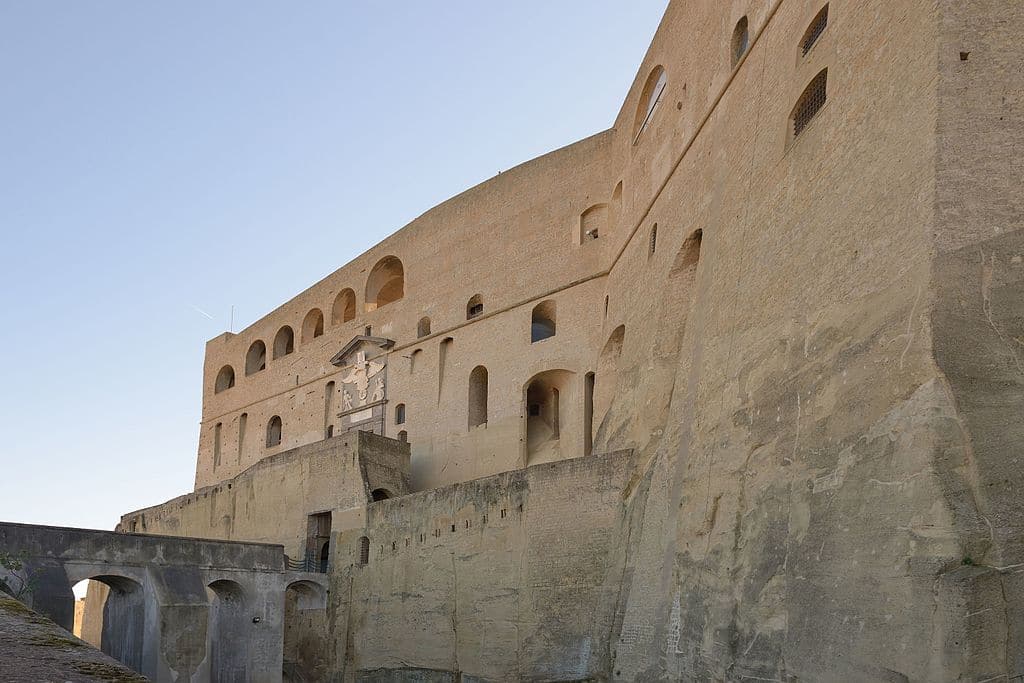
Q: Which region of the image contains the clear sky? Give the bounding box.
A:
[0,2,668,532]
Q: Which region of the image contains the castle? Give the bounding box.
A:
[52,0,1024,680]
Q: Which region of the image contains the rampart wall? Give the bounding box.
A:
[123,432,409,558]
[331,449,636,681]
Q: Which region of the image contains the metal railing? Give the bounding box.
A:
[285,552,327,574]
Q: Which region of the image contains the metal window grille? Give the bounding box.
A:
[358,537,369,565]
[801,5,829,56]
[793,70,827,137]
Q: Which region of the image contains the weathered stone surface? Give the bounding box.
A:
[0,595,147,682]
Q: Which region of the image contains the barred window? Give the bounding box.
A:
[792,69,827,137]
[801,5,829,56]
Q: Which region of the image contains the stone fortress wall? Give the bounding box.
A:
[119,0,1024,679]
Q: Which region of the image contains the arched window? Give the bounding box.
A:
[273,326,294,359]
[531,301,556,343]
[580,204,607,243]
[466,295,483,320]
[302,309,324,343]
[791,69,828,138]
[649,224,658,257]
[398,430,408,443]
[358,536,370,565]
[417,317,431,338]
[633,66,666,143]
[214,365,235,393]
[266,416,282,448]
[468,366,488,429]
[395,403,406,425]
[731,16,749,67]
[332,288,356,325]
[801,4,829,56]
[245,340,266,376]
[365,256,404,312]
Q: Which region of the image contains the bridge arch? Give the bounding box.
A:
[64,570,147,675]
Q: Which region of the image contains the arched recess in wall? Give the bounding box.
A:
[371,488,392,501]
[397,430,408,443]
[206,580,249,682]
[466,294,483,319]
[301,309,324,344]
[531,301,556,343]
[580,204,607,243]
[332,288,356,325]
[417,317,431,338]
[633,65,666,143]
[214,365,235,393]
[593,325,625,443]
[654,230,703,362]
[731,16,749,67]
[273,326,294,359]
[364,256,404,312]
[468,365,488,429]
[245,340,266,376]
[266,416,282,448]
[524,369,575,466]
[644,229,705,444]
[610,181,623,232]
[283,580,327,678]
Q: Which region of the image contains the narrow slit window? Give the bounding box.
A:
[731,16,749,68]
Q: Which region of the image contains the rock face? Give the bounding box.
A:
[0,595,147,683]
[116,0,1024,680]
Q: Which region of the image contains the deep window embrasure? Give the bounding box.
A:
[792,69,828,137]
[801,5,829,56]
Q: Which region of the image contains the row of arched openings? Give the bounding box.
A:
[214,257,406,392]
[414,300,556,344]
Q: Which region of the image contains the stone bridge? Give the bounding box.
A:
[0,521,328,682]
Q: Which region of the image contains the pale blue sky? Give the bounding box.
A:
[0,2,668,531]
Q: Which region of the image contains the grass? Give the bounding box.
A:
[71,661,148,682]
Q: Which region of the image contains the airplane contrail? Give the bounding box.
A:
[190,305,215,320]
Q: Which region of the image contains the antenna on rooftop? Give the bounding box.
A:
[230,305,234,333]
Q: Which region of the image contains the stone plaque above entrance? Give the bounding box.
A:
[330,335,394,436]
